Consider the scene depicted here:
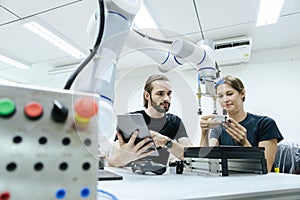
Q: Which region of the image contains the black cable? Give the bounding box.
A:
[63,0,105,90]
[192,0,205,40]
[132,28,173,45]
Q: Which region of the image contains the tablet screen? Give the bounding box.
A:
[117,113,159,156]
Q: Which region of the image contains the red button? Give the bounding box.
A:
[24,101,43,119]
[0,191,10,200]
[75,97,98,118]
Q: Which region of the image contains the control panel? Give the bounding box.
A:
[0,84,100,200]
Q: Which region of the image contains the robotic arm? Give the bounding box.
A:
[74,0,220,142]
[75,0,142,100]
[125,32,220,114]
[71,0,142,142]
[170,38,220,115]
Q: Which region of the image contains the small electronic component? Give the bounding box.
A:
[213,115,228,124]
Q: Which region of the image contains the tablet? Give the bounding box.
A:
[117,113,159,156]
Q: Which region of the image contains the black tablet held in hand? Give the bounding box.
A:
[117,113,159,156]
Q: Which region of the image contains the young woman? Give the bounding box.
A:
[200,75,283,172]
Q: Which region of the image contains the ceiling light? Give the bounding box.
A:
[133,4,157,29]
[0,54,30,69]
[22,20,86,59]
[48,65,78,75]
[256,0,285,26]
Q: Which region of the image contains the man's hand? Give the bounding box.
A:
[149,130,169,148]
[114,130,155,165]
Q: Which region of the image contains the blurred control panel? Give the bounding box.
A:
[0,83,100,200]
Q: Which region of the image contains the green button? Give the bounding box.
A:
[0,98,16,117]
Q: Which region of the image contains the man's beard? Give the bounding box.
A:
[150,96,170,113]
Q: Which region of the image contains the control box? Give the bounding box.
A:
[0,84,100,200]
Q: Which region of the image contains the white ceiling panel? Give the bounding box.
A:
[144,0,200,38]
[0,0,80,18]
[37,0,97,51]
[195,0,260,31]
[0,64,11,70]
[0,0,299,88]
[281,0,300,14]
[252,13,300,50]
[0,0,96,63]
[0,6,18,24]
[0,22,72,63]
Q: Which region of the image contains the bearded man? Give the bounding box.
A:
[108,74,192,167]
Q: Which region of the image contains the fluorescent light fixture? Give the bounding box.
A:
[133,4,157,29]
[0,54,30,69]
[22,21,86,59]
[256,0,285,26]
[48,65,78,75]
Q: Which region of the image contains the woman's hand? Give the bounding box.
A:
[200,115,223,133]
[222,118,251,146]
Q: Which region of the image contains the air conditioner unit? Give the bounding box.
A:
[214,36,252,66]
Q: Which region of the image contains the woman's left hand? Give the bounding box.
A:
[222,118,251,147]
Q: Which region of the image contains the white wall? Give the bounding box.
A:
[114,46,300,144]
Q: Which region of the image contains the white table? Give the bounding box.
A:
[97,167,300,200]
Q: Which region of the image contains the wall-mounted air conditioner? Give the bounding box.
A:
[214,36,252,66]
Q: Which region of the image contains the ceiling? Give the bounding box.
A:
[0,0,300,88]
